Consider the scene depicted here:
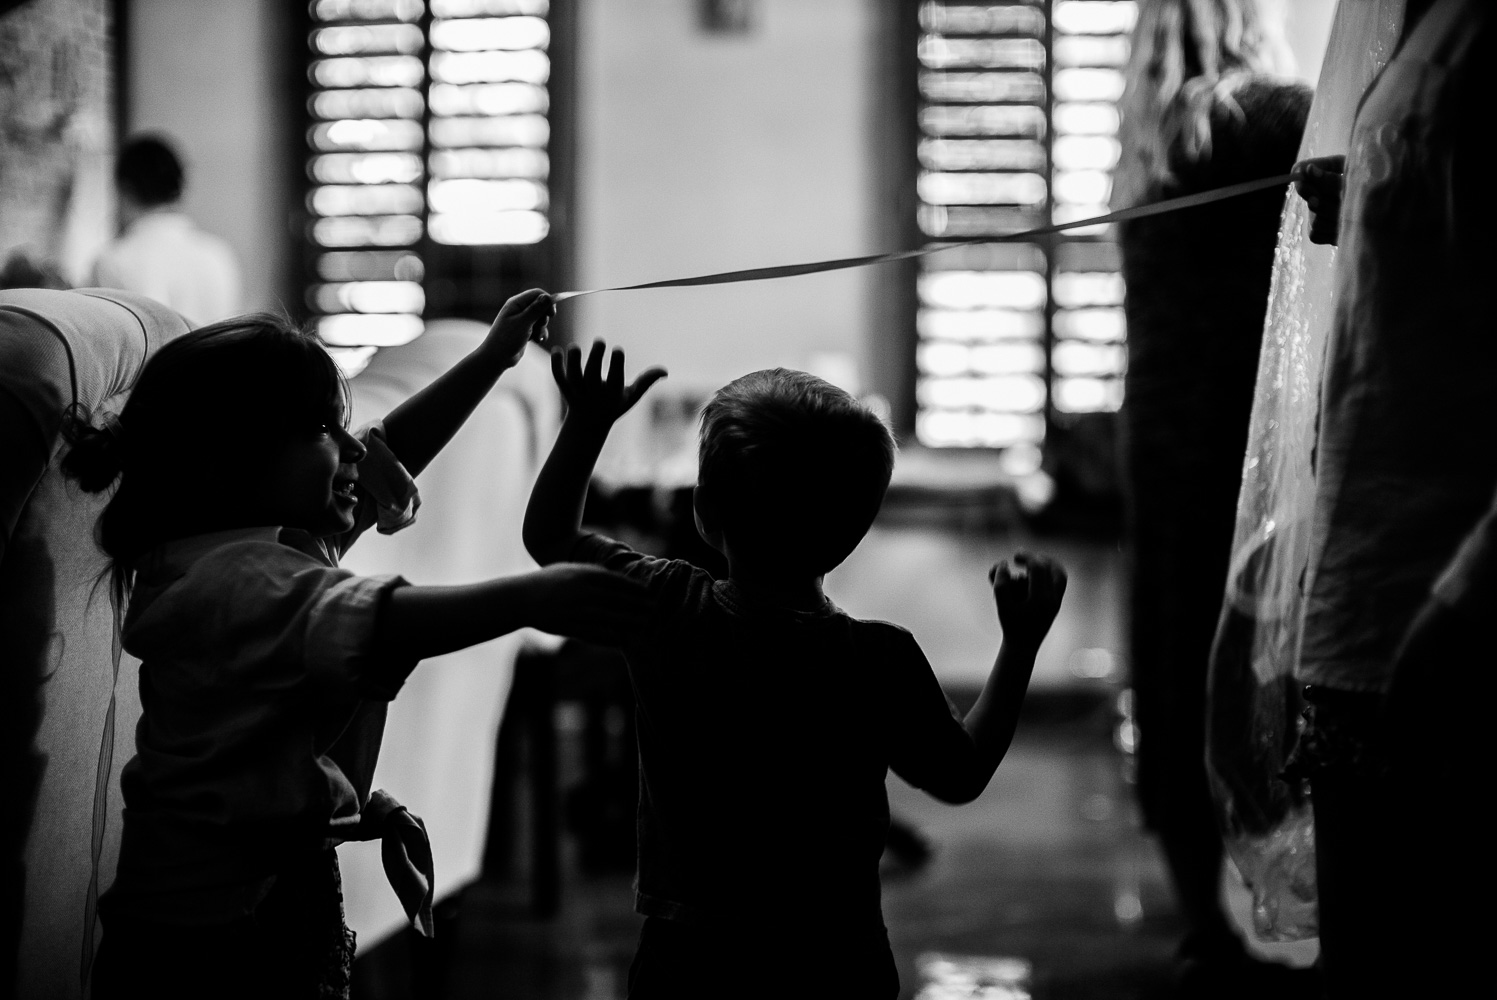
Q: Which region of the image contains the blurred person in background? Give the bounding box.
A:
[90,134,241,326]
[1112,1,1313,995]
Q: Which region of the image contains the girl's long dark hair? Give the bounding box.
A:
[61,314,349,603]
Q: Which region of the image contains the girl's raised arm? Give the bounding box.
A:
[379,289,555,478]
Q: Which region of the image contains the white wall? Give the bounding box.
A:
[1280,0,1340,85]
[127,0,293,313]
[572,0,877,406]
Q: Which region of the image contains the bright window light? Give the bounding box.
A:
[427,177,547,213]
[327,345,380,379]
[311,153,423,185]
[311,119,424,152]
[1053,272,1126,307]
[916,341,1047,380]
[919,271,1048,311]
[429,210,548,245]
[917,308,1045,342]
[1052,341,1125,377]
[310,88,424,120]
[919,205,1039,237]
[1054,376,1123,412]
[921,105,1047,138]
[918,376,1047,412]
[919,36,1046,70]
[311,55,424,88]
[1053,1,1138,36]
[309,184,424,216]
[1053,67,1125,102]
[918,138,1046,171]
[919,171,1047,206]
[1053,307,1126,341]
[429,82,548,116]
[1054,102,1120,135]
[917,410,1045,448]
[319,313,426,347]
[971,341,1047,375]
[312,24,424,56]
[429,147,549,179]
[313,0,423,23]
[1053,135,1120,171]
[317,250,424,282]
[433,0,547,15]
[1054,169,1112,205]
[1053,35,1129,67]
[430,49,549,84]
[430,16,549,51]
[428,114,549,148]
[311,215,423,247]
[920,71,1045,104]
[920,4,1045,35]
[313,280,426,314]
[915,0,1132,447]
[917,342,971,378]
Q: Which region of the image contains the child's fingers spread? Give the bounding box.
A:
[584,340,606,381]
[1037,561,1068,600]
[550,347,567,385]
[608,347,626,393]
[627,367,668,404]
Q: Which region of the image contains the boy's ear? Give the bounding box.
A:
[692,485,715,530]
[692,485,724,548]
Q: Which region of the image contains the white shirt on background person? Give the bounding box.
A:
[90,209,242,326]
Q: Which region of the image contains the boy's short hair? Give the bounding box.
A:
[698,369,895,577]
[116,134,185,207]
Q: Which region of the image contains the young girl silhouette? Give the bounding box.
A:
[63,289,649,1000]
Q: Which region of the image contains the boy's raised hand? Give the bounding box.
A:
[552,340,667,426]
[484,288,557,367]
[990,552,1067,650]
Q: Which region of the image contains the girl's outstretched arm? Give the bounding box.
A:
[380,289,555,478]
[375,563,652,661]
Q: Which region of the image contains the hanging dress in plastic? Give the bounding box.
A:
[1204,0,1405,942]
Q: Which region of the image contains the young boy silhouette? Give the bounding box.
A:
[524,342,1066,999]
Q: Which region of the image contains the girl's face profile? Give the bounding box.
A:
[246,406,366,536]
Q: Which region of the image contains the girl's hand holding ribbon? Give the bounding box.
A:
[483,288,557,368]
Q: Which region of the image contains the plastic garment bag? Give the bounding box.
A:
[1205,0,1405,942]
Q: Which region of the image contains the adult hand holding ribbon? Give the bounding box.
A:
[549,173,1293,303]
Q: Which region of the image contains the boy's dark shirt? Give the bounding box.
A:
[567,533,974,929]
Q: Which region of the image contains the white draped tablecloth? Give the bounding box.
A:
[340,323,559,949]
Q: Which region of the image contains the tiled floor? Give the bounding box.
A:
[353,525,1317,999]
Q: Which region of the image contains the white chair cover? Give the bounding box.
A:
[340,325,559,949]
